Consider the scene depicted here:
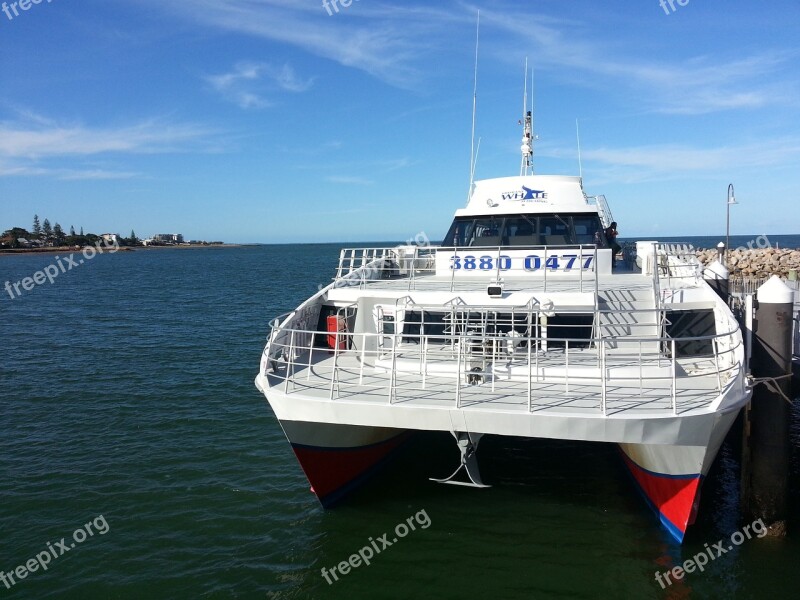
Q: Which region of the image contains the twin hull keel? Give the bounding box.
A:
[618,408,740,542]
[278,420,410,507]
[277,409,741,542]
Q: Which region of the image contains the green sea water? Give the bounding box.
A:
[1,244,798,599]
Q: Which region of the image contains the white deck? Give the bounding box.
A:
[268,349,725,416]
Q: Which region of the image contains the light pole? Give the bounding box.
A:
[726,183,737,265]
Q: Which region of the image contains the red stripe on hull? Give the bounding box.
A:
[291,434,410,506]
[621,452,702,542]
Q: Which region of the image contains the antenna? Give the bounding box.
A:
[576,119,583,179]
[473,137,481,182]
[522,58,528,127]
[531,66,536,174]
[468,10,480,200]
[519,58,533,176]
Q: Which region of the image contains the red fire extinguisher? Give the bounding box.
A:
[326,315,348,350]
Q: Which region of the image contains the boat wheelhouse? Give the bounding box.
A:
[443,177,608,248]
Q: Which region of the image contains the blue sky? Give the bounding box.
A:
[1,0,799,243]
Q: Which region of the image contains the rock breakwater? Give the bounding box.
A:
[695,247,800,278]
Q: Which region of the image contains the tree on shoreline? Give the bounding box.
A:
[4,221,155,249]
[53,223,65,245]
[1,227,30,248]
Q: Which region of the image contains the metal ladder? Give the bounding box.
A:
[593,194,615,229]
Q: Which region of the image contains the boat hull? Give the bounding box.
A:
[278,420,411,507]
[618,408,740,542]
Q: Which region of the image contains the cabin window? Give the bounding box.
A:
[443,219,470,247]
[539,217,572,246]
[402,311,450,344]
[401,310,538,348]
[545,314,594,349]
[381,315,396,335]
[443,214,605,248]
[573,216,605,246]
[505,217,539,246]
[468,218,504,247]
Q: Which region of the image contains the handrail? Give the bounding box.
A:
[654,242,702,284]
[265,327,743,366]
[335,244,605,288]
[384,303,704,319]
[263,312,744,416]
[267,309,743,353]
[337,242,708,292]
[651,242,669,358]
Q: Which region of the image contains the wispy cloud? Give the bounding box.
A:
[480,8,797,115]
[0,162,140,180]
[59,169,141,181]
[132,0,464,88]
[605,53,794,115]
[572,138,800,183]
[204,62,313,108]
[325,175,374,185]
[294,156,414,176]
[296,205,377,217]
[135,0,797,111]
[0,113,219,179]
[0,117,216,159]
[378,158,414,172]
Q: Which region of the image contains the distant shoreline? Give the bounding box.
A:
[0,244,245,256]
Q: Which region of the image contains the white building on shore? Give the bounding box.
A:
[100,233,120,244]
[150,233,184,245]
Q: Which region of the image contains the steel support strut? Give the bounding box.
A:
[430,431,490,488]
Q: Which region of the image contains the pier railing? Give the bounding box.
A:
[730,276,800,297]
[263,306,744,416]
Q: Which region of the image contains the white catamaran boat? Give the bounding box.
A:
[255,106,750,543]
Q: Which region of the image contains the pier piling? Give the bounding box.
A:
[742,276,794,536]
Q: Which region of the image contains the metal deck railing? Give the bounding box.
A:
[334,242,705,299]
[263,305,744,417]
[334,244,601,294]
[654,243,703,283]
[722,275,799,359]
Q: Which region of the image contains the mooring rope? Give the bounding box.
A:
[748,373,795,404]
